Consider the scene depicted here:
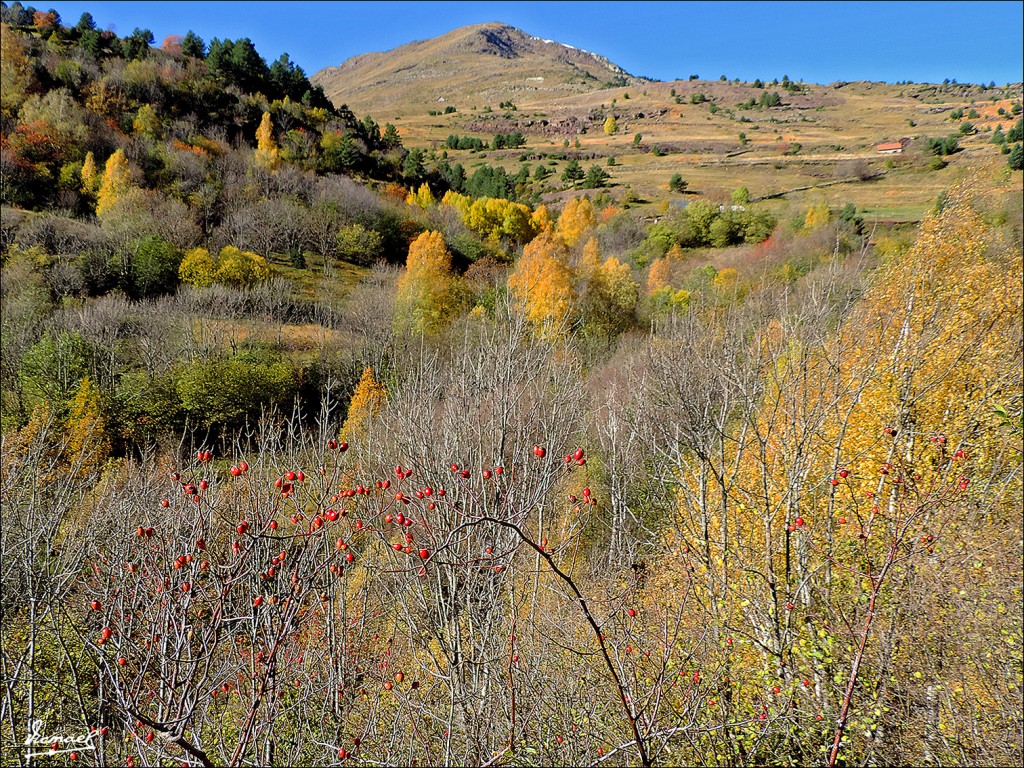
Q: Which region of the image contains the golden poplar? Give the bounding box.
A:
[64,377,110,480]
[394,230,461,334]
[803,202,830,230]
[255,111,280,170]
[339,367,388,444]
[556,196,596,247]
[95,149,132,216]
[531,204,554,233]
[80,151,98,195]
[646,257,672,295]
[406,183,436,209]
[507,229,575,334]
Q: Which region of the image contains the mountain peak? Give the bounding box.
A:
[312,23,644,114]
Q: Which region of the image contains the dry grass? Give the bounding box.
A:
[390,75,1021,221]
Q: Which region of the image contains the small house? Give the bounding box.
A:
[876,139,909,154]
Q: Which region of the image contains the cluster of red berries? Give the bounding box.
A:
[565,447,586,466]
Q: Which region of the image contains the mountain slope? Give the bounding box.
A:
[312,22,647,114]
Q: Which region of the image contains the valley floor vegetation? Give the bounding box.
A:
[1,5,1023,767]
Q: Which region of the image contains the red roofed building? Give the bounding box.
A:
[876,139,910,154]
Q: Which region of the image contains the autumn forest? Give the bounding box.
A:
[1,5,1022,767]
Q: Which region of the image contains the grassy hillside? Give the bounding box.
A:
[384,74,1022,221]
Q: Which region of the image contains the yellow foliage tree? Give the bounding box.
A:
[179,247,218,288]
[666,243,684,261]
[80,151,98,196]
[713,266,738,293]
[64,377,110,480]
[394,230,462,334]
[651,180,1022,757]
[556,196,596,247]
[531,203,554,233]
[646,257,672,295]
[133,103,161,138]
[441,194,539,245]
[0,23,31,117]
[603,115,619,135]
[580,237,601,274]
[508,230,575,335]
[406,182,436,209]
[582,255,639,336]
[339,366,388,444]
[215,245,270,287]
[804,202,830,230]
[255,111,280,170]
[95,149,132,216]
[440,190,471,218]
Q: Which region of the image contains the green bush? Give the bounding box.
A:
[129,235,181,298]
[176,354,297,428]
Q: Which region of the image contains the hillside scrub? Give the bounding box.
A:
[1,7,1022,767]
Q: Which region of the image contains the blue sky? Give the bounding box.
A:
[35,1,1024,85]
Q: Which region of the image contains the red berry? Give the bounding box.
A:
[230,465,241,476]
[419,549,429,559]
